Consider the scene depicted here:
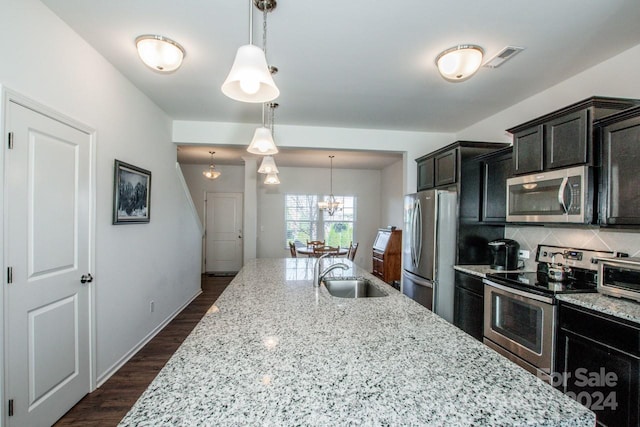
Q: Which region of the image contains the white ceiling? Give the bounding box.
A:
[40,0,640,166]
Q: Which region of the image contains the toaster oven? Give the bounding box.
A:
[597,257,640,302]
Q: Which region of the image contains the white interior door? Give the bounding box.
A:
[5,101,91,426]
[205,192,243,273]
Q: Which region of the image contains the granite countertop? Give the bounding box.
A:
[119,258,594,426]
[557,293,640,325]
[454,264,529,278]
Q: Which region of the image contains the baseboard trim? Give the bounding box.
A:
[96,288,203,388]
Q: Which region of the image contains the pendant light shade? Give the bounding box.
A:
[136,35,185,72]
[264,172,280,185]
[436,44,484,82]
[247,127,278,155]
[221,45,279,102]
[202,151,221,180]
[258,155,279,174]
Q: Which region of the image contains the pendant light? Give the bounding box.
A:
[318,155,342,216]
[221,0,279,103]
[264,172,280,185]
[136,35,185,72]
[258,155,279,174]
[248,102,279,155]
[435,44,484,82]
[202,151,221,180]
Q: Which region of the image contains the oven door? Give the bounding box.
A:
[483,279,556,374]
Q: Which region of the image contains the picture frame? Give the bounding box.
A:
[113,159,151,224]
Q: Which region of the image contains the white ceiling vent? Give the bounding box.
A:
[483,46,525,68]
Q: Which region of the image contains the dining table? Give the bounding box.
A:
[296,246,349,257]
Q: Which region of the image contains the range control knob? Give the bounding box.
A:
[590,257,599,264]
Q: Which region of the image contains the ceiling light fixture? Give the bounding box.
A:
[248,102,279,155]
[318,155,342,216]
[257,155,279,174]
[202,151,221,180]
[135,35,185,72]
[264,172,280,185]
[221,0,279,103]
[435,44,484,82]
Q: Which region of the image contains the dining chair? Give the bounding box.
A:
[347,242,359,261]
[307,240,325,248]
[312,245,340,257]
[289,241,297,258]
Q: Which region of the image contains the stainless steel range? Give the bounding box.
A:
[482,245,625,382]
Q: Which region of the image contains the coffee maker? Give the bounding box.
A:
[488,239,520,270]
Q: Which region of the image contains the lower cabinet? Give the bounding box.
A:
[453,271,484,341]
[556,302,640,427]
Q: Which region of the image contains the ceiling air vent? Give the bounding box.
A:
[483,46,525,68]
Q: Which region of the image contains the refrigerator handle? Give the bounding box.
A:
[415,199,422,268]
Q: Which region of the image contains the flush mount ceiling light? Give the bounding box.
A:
[264,172,280,185]
[136,35,185,72]
[258,155,279,174]
[202,151,221,180]
[248,102,279,155]
[435,44,484,82]
[221,0,279,103]
[318,155,342,216]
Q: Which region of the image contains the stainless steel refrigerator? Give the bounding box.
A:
[402,189,457,323]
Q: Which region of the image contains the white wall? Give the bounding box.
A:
[0,0,202,386]
[179,164,245,225]
[380,160,404,229]
[256,166,381,270]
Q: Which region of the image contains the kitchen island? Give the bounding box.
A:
[119,258,594,426]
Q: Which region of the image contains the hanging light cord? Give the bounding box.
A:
[248,0,254,45]
[262,0,268,58]
[330,155,334,195]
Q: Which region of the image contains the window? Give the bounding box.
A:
[285,194,356,248]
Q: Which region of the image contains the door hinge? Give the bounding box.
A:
[7,132,14,150]
[7,267,13,284]
[8,399,13,416]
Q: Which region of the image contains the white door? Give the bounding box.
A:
[205,192,243,273]
[5,101,92,426]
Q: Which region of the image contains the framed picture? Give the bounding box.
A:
[113,160,151,224]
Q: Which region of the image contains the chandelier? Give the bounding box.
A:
[221,0,279,103]
[202,151,221,180]
[318,155,341,216]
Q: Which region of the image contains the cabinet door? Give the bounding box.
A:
[417,157,435,191]
[435,149,457,186]
[601,113,640,225]
[513,125,543,174]
[453,272,484,341]
[545,109,588,169]
[482,151,513,223]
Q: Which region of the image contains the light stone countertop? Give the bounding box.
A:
[557,292,640,325]
[119,258,594,426]
[454,264,530,278]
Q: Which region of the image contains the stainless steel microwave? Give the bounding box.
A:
[506,165,593,223]
[597,257,640,302]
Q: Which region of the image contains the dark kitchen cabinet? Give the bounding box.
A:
[417,156,435,190]
[556,302,640,427]
[435,149,457,186]
[453,271,484,341]
[481,147,513,223]
[596,105,640,226]
[508,97,640,175]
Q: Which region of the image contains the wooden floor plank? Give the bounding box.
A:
[54,274,233,426]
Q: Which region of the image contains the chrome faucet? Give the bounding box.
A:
[313,253,349,287]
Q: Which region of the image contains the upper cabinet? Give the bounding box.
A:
[507,97,640,175]
[596,105,640,226]
[480,147,513,223]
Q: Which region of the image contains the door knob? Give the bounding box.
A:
[80,273,93,284]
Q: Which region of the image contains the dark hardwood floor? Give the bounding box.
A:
[54,274,233,426]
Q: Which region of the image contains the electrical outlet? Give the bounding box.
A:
[518,249,530,260]
[150,301,155,313]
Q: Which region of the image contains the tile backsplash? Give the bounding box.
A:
[505,226,640,270]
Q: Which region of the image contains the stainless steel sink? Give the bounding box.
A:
[322,277,388,298]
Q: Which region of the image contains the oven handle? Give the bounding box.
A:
[483,279,554,305]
